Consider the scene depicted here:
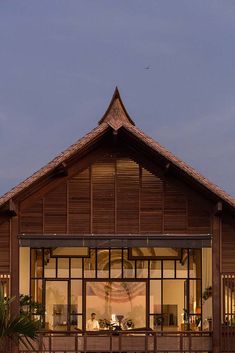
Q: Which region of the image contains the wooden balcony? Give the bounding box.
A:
[19,330,212,353]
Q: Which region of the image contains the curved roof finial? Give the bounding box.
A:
[98,87,135,126]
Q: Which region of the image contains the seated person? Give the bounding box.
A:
[86,312,100,331]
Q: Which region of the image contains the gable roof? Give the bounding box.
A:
[1,87,235,211]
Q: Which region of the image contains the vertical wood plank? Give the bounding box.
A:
[212,213,221,353]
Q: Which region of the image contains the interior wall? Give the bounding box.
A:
[19,247,30,295]
[163,280,185,329]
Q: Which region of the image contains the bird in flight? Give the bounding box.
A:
[144,66,151,70]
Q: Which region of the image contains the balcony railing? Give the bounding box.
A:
[19,329,212,353]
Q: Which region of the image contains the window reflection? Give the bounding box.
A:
[86,281,146,330]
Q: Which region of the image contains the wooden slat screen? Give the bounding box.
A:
[0,221,10,272]
[164,177,187,233]
[92,161,115,234]
[188,192,211,234]
[117,158,139,233]
[68,169,90,234]
[140,168,163,233]
[20,200,43,234]
[44,184,67,234]
[19,153,212,236]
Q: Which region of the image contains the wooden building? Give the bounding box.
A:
[0,88,235,352]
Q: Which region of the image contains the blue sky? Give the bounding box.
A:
[0,1,235,196]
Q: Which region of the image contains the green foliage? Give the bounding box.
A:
[0,290,38,351]
[19,294,44,327]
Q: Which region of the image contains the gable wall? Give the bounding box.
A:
[0,220,10,273]
[19,153,212,235]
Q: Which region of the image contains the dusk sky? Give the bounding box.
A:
[1,1,235,197]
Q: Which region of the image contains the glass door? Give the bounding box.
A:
[45,280,68,330]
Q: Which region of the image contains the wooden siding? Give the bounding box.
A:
[0,220,10,272]
[117,159,139,234]
[140,168,163,233]
[68,169,90,234]
[19,153,212,235]
[164,177,187,233]
[20,199,43,234]
[222,216,235,273]
[44,184,67,234]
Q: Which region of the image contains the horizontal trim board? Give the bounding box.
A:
[19,233,212,248]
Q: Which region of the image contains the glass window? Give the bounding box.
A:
[70,314,83,330]
[136,260,148,278]
[97,249,109,278]
[110,249,122,278]
[150,261,161,278]
[45,281,68,330]
[189,249,201,278]
[163,261,175,278]
[44,257,56,278]
[71,258,82,278]
[71,280,82,315]
[84,250,96,278]
[51,247,89,257]
[150,280,161,314]
[86,281,146,330]
[130,247,180,259]
[123,249,135,278]
[176,260,188,278]
[31,249,43,278]
[57,258,69,278]
[189,280,202,314]
[163,280,185,331]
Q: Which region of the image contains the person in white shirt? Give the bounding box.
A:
[86,312,100,331]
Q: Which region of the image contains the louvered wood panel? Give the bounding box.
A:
[92,161,115,233]
[140,168,163,233]
[188,192,211,234]
[68,169,90,234]
[117,158,139,233]
[0,221,10,272]
[20,200,43,234]
[44,184,67,234]
[222,217,235,272]
[164,177,187,233]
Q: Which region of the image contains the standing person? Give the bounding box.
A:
[86,312,100,331]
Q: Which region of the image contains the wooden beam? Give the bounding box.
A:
[0,199,17,218]
[52,162,68,178]
[212,213,222,353]
[19,233,212,248]
[214,201,223,215]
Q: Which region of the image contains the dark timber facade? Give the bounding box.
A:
[0,88,235,352]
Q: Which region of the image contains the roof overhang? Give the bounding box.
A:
[19,233,212,248]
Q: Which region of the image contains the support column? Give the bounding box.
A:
[10,215,19,353]
[212,213,222,353]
